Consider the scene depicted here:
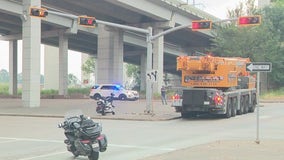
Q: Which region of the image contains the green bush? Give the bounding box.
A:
[0,83,9,95]
[68,87,90,95]
[261,87,284,99]
[40,87,90,96]
[41,89,58,95]
[0,85,90,96]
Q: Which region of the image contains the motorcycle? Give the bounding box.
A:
[96,93,115,116]
[58,110,107,160]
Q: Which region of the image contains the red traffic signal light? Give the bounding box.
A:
[192,20,212,31]
[29,7,48,18]
[78,16,96,27]
[238,15,261,26]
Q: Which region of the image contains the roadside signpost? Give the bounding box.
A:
[246,62,272,72]
[246,62,272,144]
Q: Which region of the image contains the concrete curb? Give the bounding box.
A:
[0,113,181,121]
[0,98,282,121]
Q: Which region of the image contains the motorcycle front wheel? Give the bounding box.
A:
[102,109,106,116]
[88,151,99,160]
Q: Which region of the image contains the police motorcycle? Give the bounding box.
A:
[58,110,107,160]
[96,93,115,116]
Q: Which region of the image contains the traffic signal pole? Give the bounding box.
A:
[151,24,190,41]
[146,27,153,114]
[36,8,252,115]
[94,20,153,114]
[151,18,238,41]
[46,10,78,19]
[77,19,154,114]
[96,18,238,114]
[39,8,154,113]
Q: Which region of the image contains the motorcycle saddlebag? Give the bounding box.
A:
[97,134,107,152]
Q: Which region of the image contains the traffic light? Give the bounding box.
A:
[78,16,96,27]
[29,7,48,18]
[238,15,261,26]
[191,20,212,31]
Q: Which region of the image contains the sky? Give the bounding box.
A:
[0,0,246,80]
[188,0,248,19]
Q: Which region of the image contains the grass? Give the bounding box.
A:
[0,83,90,97]
[0,83,9,95]
[260,87,284,100]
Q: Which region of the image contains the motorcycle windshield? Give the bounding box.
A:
[64,109,83,123]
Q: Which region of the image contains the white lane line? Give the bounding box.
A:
[18,151,68,160]
[109,144,175,151]
[0,137,62,143]
[0,136,176,151]
[0,139,18,143]
[260,115,271,119]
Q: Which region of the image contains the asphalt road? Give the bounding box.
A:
[0,103,283,160]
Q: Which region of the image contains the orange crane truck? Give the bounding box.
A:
[172,55,257,118]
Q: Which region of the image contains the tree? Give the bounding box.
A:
[125,63,140,90]
[68,73,80,86]
[261,1,284,87]
[212,0,265,60]
[0,69,9,83]
[81,56,96,75]
[226,0,258,18]
[211,0,284,89]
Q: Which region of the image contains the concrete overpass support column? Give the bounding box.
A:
[97,25,123,85]
[140,53,146,91]
[152,28,164,94]
[58,32,68,96]
[22,0,41,107]
[44,45,59,90]
[9,40,18,95]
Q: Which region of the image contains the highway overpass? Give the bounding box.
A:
[0,0,219,107]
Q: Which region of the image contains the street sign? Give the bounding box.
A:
[246,62,272,72]
[146,70,158,82]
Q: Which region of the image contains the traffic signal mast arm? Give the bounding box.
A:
[27,7,261,116]
[150,17,244,41]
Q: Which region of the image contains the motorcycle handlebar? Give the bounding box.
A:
[57,123,64,128]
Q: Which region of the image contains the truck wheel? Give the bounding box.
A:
[243,95,249,114]
[181,112,196,118]
[249,94,256,113]
[175,107,182,112]
[181,112,188,118]
[225,98,232,118]
[237,97,244,115]
[102,109,106,116]
[231,97,237,117]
